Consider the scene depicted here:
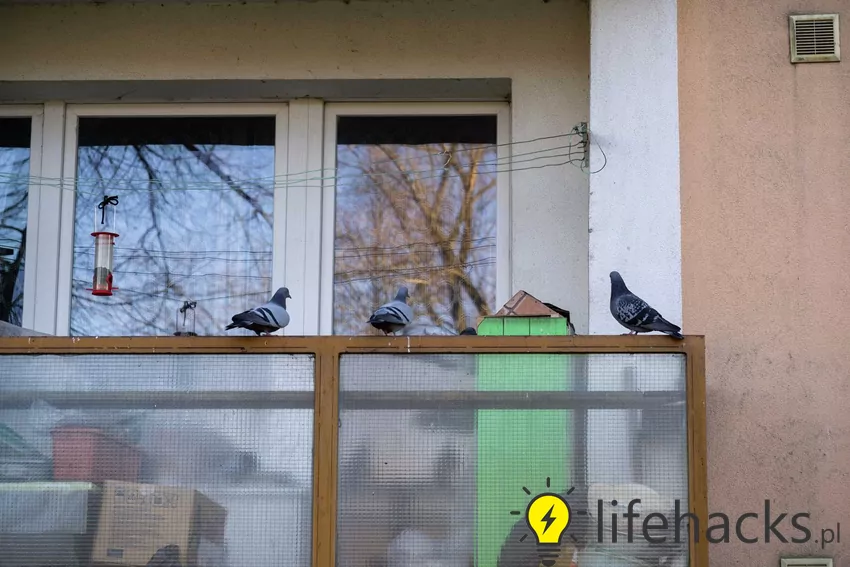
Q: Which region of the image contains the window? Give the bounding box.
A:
[63,106,287,336]
[0,352,315,567]
[335,353,691,567]
[0,114,38,327]
[321,104,510,336]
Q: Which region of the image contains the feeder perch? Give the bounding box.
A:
[86,195,120,297]
[174,300,198,337]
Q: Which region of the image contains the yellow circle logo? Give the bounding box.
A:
[526,492,572,544]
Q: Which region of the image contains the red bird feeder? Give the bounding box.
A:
[87,195,120,297]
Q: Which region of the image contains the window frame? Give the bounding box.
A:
[56,103,290,336]
[0,105,44,330]
[318,102,511,335]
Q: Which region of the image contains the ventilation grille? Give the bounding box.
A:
[781,558,834,567]
[790,14,840,63]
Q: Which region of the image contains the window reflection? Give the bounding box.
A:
[70,116,276,336]
[0,116,31,327]
[332,115,498,336]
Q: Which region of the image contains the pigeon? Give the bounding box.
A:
[145,544,182,567]
[367,286,413,335]
[225,287,291,336]
[609,271,684,339]
[399,324,478,336]
[400,323,457,336]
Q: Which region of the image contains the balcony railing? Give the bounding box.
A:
[0,335,707,567]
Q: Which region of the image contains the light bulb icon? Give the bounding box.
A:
[510,479,585,567]
[525,492,571,567]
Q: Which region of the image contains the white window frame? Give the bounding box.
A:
[55,102,292,336]
[0,105,44,331]
[318,102,512,335]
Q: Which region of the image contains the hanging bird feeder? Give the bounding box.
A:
[86,195,120,296]
[173,300,198,337]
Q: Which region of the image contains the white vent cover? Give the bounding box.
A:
[781,558,834,567]
[789,14,840,63]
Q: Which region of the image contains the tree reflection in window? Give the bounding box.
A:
[70,117,275,336]
[0,117,31,327]
[332,115,498,335]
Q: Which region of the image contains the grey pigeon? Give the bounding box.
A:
[609,271,683,339]
[367,286,413,335]
[225,287,291,336]
[400,323,456,336]
[399,323,478,336]
[145,544,182,567]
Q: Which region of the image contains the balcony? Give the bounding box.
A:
[0,335,707,567]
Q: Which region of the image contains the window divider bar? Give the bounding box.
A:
[312,344,341,567]
[22,106,45,330]
[34,101,67,334]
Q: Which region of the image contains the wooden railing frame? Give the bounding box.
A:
[0,334,708,567]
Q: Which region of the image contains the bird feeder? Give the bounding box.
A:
[86,196,119,296]
[173,300,198,337]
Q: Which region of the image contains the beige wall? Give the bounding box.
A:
[679,0,850,564]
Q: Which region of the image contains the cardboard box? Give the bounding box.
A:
[91,481,226,567]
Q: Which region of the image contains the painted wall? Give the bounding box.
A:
[586,0,685,520]
[0,0,592,332]
[588,0,682,336]
[679,0,850,564]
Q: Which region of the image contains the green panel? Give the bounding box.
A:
[476,317,573,567]
[477,317,505,336]
[530,317,568,336]
[502,317,530,336]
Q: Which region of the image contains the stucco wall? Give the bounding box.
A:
[588,0,682,336]
[0,0,592,331]
[679,0,850,564]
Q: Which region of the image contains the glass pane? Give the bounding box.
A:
[336,353,690,567]
[0,117,31,326]
[0,353,314,567]
[70,116,276,336]
[332,115,498,335]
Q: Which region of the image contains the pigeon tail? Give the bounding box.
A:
[649,316,684,339]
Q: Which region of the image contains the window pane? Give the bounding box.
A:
[70,116,276,336]
[0,117,31,327]
[0,353,314,567]
[336,353,690,567]
[333,115,498,335]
